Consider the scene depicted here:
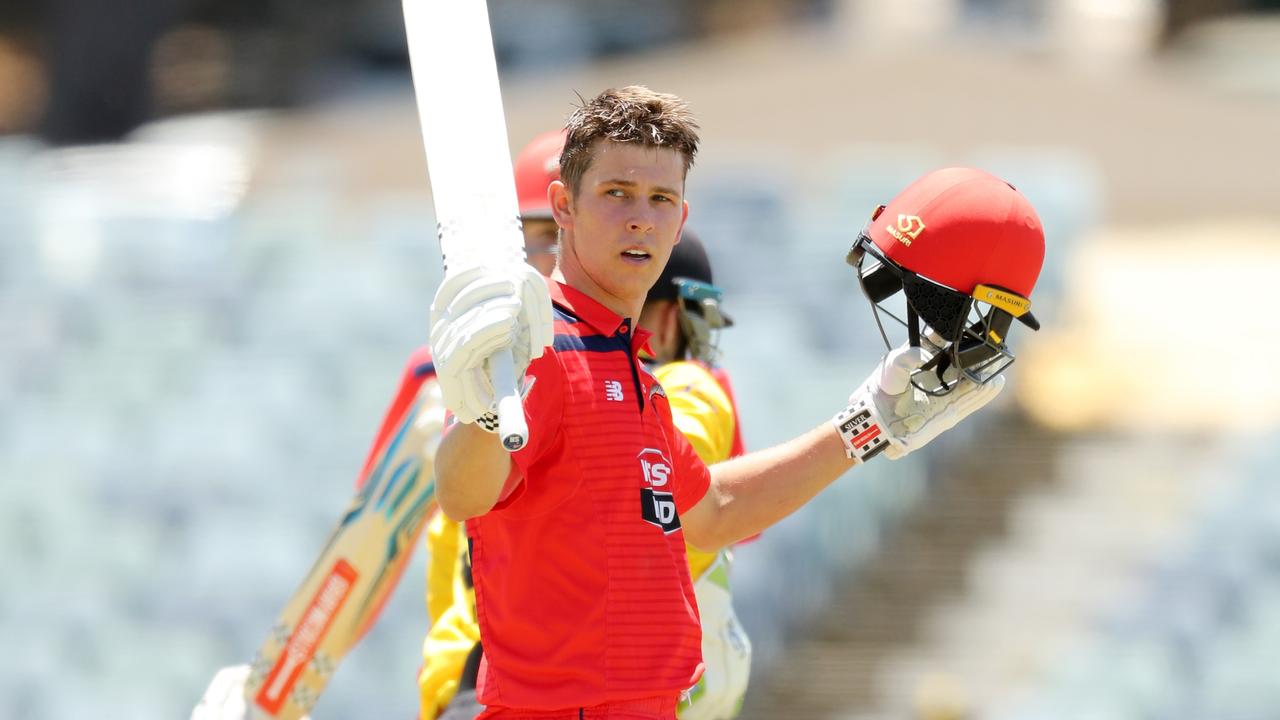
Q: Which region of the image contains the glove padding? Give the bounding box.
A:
[835,344,1004,462]
[429,262,553,425]
[679,551,751,720]
[191,665,310,720]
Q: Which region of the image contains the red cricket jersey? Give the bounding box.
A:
[466,280,712,713]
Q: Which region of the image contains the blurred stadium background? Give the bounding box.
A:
[2,0,1280,718]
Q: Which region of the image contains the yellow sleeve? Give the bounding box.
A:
[655,361,737,581]
[418,604,480,719]
[654,361,736,467]
[424,511,460,624]
[419,521,480,719]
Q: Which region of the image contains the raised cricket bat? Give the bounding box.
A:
[404,0,530,452]
[239,382,445,719]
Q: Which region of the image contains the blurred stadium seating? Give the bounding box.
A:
[0,123,444,718]
[4,2,1280,718]
[990,436,1280,720]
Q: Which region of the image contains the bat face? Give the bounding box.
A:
[404,0,530,449]
[244,382,445,719]
[403,0,525,270]
[252,560,357,715]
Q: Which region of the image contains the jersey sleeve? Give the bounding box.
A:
[668,418,711,514]
[654,361,736,466]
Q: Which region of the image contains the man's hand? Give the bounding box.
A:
[834,344,1004,462]
[429,262,553,425]
[191,665,311,720]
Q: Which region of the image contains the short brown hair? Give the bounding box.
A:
[559,86,701,195]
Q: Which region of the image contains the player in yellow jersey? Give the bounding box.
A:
[420,231,752,720]
[639,233,752,720]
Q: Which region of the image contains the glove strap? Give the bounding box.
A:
[474,411,500,434]
[832,394,892,462]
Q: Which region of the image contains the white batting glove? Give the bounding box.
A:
[192,665,311,720]
[833,344,1004,462]
[429,262,553,425]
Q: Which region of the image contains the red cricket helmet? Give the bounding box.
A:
[513,130,566,219]
[847,167,1046,395]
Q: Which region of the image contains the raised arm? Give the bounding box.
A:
[435,422,513,520]
[681,344,1005,550]
[681,423,851,551]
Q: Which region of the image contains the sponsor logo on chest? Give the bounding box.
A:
[638,448,680,533]
[604,379,624,402]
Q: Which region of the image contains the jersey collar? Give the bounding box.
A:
[548,278,654,353]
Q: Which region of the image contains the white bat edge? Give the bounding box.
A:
[404,0,531,453]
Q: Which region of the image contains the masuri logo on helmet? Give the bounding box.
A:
[846,167,1046,396]
[886,214,927,246]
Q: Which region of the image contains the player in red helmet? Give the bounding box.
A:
[512,130,565,278]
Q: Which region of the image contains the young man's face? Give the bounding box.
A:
[551,140,688,317]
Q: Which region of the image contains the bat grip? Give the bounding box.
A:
[491,350,527,452]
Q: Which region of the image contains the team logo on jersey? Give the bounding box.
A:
[642,489,680,533]
[638,448,680,533]
[885,214,926,246]
[638,448,671,487]
[604,379,624,402]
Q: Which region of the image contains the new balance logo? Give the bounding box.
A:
[604,380,624,402]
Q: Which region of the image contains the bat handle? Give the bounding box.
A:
[491,350,527,452]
